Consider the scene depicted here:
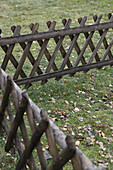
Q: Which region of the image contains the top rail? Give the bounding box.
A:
[0,21,113,46]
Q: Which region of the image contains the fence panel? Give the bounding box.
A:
[0,14,113,87]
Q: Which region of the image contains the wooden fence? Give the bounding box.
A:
[0,13,113,88]
[0,68,106,170]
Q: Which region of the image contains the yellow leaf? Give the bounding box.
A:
[65,100,69,104]
[42,148,46,151]
[101,132,105,137]
[63,92,66,95]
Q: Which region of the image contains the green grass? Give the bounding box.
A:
[0,0,113,169]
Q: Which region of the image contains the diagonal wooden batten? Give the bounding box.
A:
[0,74,26,164]
[29,22,58,86]
[16,118,49,170]
[74,15,102,68]
[47,135,77,170]
[78,15,102,63]
[42,18,72,84]
[65,16,87,65]
[25,94,47,170]
[87,20,112,65]
[1,45,27,78]
[5,92,28,152]
[57,17,87,79]
[101,38,113,61]
[1,26,21,70]
[45,19,72,71]
[94,14,113,60]
[13,23,39,80]
[41,109,58,161]
[58,35,78,71]
[30,22,58,72]
[11,25,43,76]
[49,19,73,68]
[11,88,39,169]
[26,22,56,79]
[24,21,56,88]
[0,76,12,126]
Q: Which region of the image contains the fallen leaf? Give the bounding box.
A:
[76,141,80,146]
[48,110,51,113]
[51,97,56,103]
[101,132,105,137]
[74,107,80,112]
[65,100,69,104]
[72,131,75,136]
[78,117,83,121]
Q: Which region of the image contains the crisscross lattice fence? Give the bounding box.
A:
[0,68,106,170]
[0,13,113,88]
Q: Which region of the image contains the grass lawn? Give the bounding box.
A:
[0,0,113,169]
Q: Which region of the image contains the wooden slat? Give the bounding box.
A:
[47,135,76,170]
[26,94,47,170]
[58,16,87,76]
[27,22,56,79]
[63,17,87,65]
[78,15,101,62]
[30,22,58,72]
[101,38,113,61]
[74,15,102,67]
[1,26,21,70]
[94,14,113,60]
[13,23,39,80]
[25,21,56,88]
[11,88,39,169]
[1,45,27,78]
[41,109,58,160]
[42,19,72,84]
[11,25,43,75]
[28,22,58,86]
[16,118,48,170]
[5,92,28,152]
[88,28,110,64]
[0,77,25,158]
[49,19,73,68]
[0,76,12,126]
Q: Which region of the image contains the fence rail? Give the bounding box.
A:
[0,13,113,88]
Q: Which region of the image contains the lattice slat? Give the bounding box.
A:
[11,25,43,76]
[94,14,113,60]
[13,23,39,80]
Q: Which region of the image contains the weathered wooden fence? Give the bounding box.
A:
[0,68,106,169]
[0,14,113,88]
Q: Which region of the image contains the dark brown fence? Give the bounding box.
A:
[0,68,104,170]
[0,13,113,88]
